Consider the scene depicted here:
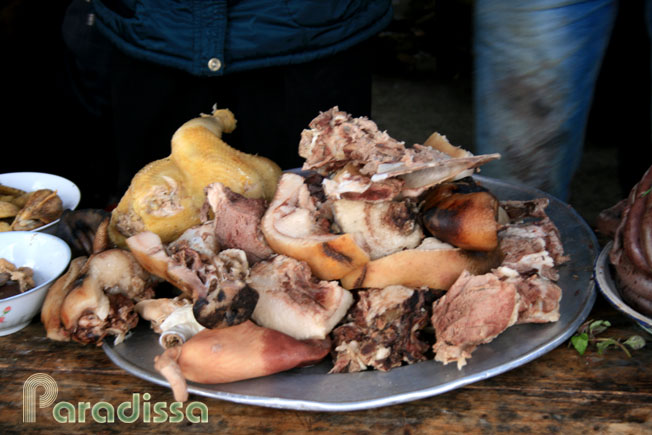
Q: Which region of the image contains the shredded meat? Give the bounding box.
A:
[493,267,562,324]
[72,293,138,346]
[168,221,219,260]
[495,199,567,322]
[299,107,471,180]
[330,286,433,373]
[498,225,559,280]
[515,273,562,323]
[500,199,568,265]
[299,107,407,176]
[498,199,569,281]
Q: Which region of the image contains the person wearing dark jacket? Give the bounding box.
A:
[61,0,393,205]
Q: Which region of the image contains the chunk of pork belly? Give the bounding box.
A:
[431,271,520,370]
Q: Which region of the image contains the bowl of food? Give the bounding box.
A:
[0,231,71,336]
[595,241,652,335]
[0,172,81,234]
[594,165,652,335]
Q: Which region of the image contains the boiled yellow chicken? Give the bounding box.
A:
[109,108,282,247]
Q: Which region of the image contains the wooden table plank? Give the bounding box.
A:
[0,298,650,434]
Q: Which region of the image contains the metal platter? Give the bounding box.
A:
[103,176,598,411]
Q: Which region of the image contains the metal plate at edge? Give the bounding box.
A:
[103,175,599,412]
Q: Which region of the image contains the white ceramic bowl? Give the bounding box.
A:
[0,172,81,234]
[0,231,71,336]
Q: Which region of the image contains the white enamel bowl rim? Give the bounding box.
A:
[0,231,71,335]
[0,171,81,232]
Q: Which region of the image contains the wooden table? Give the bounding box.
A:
[0,293,651,434]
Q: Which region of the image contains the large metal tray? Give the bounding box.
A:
[103,176,598,411]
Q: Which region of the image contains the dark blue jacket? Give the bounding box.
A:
[93,0,393,76]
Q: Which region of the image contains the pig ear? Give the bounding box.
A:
[41,256,88,342]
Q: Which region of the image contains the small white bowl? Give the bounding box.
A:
[0,231,71,336]
[0,172,81,234]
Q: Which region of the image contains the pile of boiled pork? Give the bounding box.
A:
[42,108,568,402]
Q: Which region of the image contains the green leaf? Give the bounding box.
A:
[596,339,618,354]
[624,335,646,350]
[589,320,611,336]
[571,333,589,355]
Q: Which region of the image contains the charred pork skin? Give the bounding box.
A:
[421,178,500,251]
[191,274,258,329]
[260,173,370,280]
